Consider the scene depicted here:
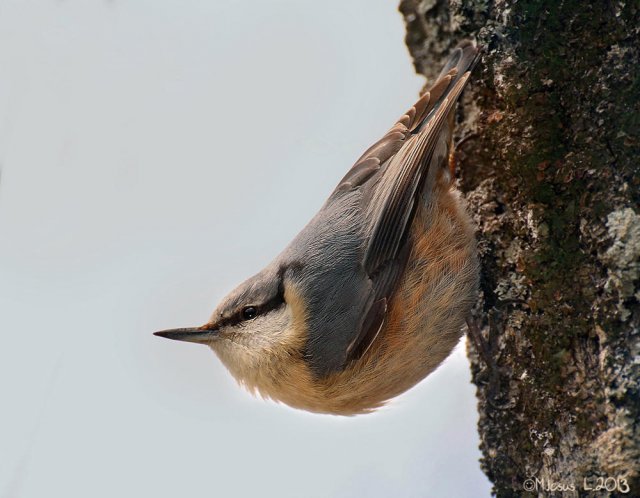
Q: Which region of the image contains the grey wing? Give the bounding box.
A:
[344,42,478,362]
[302,42,478,377]
[346,75,475,363]
[332,41,478,196]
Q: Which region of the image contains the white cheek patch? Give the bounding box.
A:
[211,305,295,381]
[236,305,294,349]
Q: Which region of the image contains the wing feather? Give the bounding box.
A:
[342,44,478,364]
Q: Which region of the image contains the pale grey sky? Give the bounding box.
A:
[0,1,491,497]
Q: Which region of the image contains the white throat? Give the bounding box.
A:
[209,304,296,389]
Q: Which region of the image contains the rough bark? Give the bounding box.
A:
[398,1,640,496]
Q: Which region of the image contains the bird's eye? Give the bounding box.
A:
[241,306,257,320]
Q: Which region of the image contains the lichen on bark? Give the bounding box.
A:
[399,0,640,496]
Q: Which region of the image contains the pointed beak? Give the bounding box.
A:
[153,324,219,344]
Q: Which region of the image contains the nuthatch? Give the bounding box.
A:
[155,42,480,415]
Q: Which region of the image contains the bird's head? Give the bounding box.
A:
[154,265,308,390]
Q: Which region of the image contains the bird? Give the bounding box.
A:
[155,41,480,415]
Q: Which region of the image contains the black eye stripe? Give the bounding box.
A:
[218,284,286,329]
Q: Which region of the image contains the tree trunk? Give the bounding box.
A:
[398,1,640,496]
